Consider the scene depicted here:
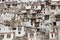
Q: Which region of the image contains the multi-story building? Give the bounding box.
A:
[0,0,60,40]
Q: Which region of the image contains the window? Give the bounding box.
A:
[45,15,49,20]
[51,5,56,10]
[31,22,33,25]
[1,34,4,38]
[41,4,44,10]
[30,33,34,37]
[55,15,60,21]
[35,10,41,13]
[12,28,16,30]
[32,13,36,17]
[18,28,21,31]
[31,6,34,9]
[58,5,60,9]
[17,14,19,16]
[13,32,15,34]
[2,0,5,1]
[8,0,10,1]
[36,6,38,8]
[12,4,17,6]
[6,4,10,8]
[24,13,27,17]
[5,24,10,26]
[53,22,56,26]
[18,32,21,34]
[37,29,40,32]
[35,22,39,27]
[46,1,50,5]
[52,34,53,38]
[7,35,11,38]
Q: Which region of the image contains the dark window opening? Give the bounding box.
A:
[31,6,34,9]
[2,0,5,1]
[24,13,27,17]
[30,33,34,37]
[12,28,16,30]
[7,35,11,38]
[35,10,41,13]
[53,22,56,26]
[41,4,44,10]
[5,24,10,26]
[18,32,21,34]
[12,4,17,6]
[6,4,10,8]
[18,28,21,31]
[31,19,36,22]
[52,34,53,38]
[51,5,56,10]
[13,32,15,34]
[1,34,4,38]
[26,9,30,11]
[45,15,49,20]
[31,22,33,25]
[46,1,50,5]
[55,15,60,21]
[32,13,36,17]
[35,22,39,27]
[37,29,40,32]
[17,14,19,16]
[36,6,38,8]
[58,5,60,9]
[53,28,55,32]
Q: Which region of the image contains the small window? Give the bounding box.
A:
[31,6,34,9]
[7,35,11,38]
[41,4,44,10]
[12,28,16,30]
[13,32,15,34]
[18,32,21,34]
[1,34,4,38]
[31,22,33,25]
[45,15,49,20]
[18,28,21,31]
[46,1,50,5]
[5,24,10,26]
[12,4,17,6]
[53,22,56,26]
[51,5,56,10]
[8,0,10,1]
[37,29,40,32]
[35,22,39,27]
[32,13,36,17]
[2,0,5,1]
[36,6,38,8]
[17,14,19,16]
[30,33,34,37]
[58,5,60,9]
[55,15,60,21]
[6,4,10,8]
[52,34,53,38]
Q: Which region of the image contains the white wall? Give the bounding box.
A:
[15,27,25,37]
[20,0,38,2]
[2,33,13,40]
